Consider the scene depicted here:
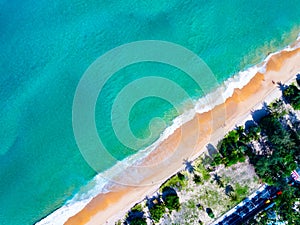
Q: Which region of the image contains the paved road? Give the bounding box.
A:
[211,185,279,225]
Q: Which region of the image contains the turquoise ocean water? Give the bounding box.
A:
[1,0,300,224]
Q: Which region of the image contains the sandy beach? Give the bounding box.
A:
[65,41,300,225]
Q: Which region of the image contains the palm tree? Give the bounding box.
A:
[255,158,274,184]
[267,99,286,118]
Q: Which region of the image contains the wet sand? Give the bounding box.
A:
[65,44,300,225]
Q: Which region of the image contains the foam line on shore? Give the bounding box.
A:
[36,35,300,225]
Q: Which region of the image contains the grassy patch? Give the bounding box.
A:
[148,202,165,223]
[195,161,211,181]
[198,188,220,207]
[131,203,143,212]
[160,173,187,191]
[186,199,197,209]
[234,183,249,202]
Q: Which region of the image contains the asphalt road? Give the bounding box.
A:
[213,186,278,225]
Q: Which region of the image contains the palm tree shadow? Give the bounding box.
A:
[277,81,288,92]
[183,159,195,173]
[213,173,223,187]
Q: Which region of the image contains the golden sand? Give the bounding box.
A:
[65,45,300,225]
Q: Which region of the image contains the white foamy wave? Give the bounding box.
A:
[37,33,300,225]
[36,200,90,225]
[193,34,300,115]
[36,176,109,225]
[194,63,262,114]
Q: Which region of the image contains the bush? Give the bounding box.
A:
[148,203,165,222]
[193,174,203,184]
[115,220,122,225]
[229,193,238,201]
[126,204,147,225]
[235,183,248,201]
[131,203,143,212]
[212,153,223,166]
[164,194,180,211]
[177,172,185,181]
[196,162,211,181]
[208,212,214,218]
[268,99,287,118]
[162,187,180,211]
[197,204,204,210]
[283,84,300,110]
[127,217,147,225]
[206,208,215,218]
[247,125,261,141]
[216,130,247,166]
[160,173,186,191]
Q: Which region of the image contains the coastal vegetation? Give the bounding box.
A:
[161,187,180,211]
[212,77,300,224]
[116,76,300,225]
[147,198,166,223]
[117,157,258,224]
[124,203,147,225]
[160,172,187,191]
[283,83,300,110]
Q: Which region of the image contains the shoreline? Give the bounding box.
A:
[65,40,300,224]
[37,37,300,225]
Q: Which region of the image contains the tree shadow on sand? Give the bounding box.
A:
[207,143,218,158]
[251,102,269,123]
[125,205,147,225]
[277,81,288,92]
[276,81,290,104]
[245,120,257,130]
[183,159,195,173]
[296,74,300,86]
[162,186,177,197]
[146,195,161,209]
[162,186,180,211]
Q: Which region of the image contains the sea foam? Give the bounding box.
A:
[36,35,300,225]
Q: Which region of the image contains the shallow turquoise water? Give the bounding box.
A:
[0,0,300,224]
